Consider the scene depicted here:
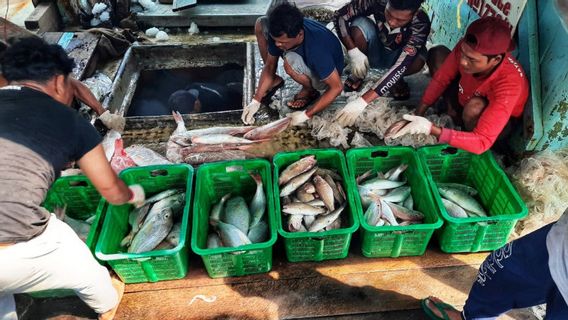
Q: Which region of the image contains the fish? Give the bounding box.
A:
[179,143,254,155]
[296,189,315,202]
[215,221,251,247]
[207,233,223,249]
[248,172,266,228]
[384,164,408,181]
[278,155,317,186]
[359,185,388,208]
[172,111,256,138]
[165,223,182,247]
[306,199,325,207]
[121,203,151,247]
[223,196,250,234]
[288,214,304,232]
[300,182,316,194]
[382,186,411,203]
[282,203,327,215]
[356,169,374,184]
[303,215,316,229]
[323,174,344,204]
[128,207,174,253]
[183,150,248,165]
[438,183,478,196]
[379,200,398,226]
[361,177,407,190]
[247,220,268,243]
[191,134,257,145]
[308,204,346,232]
[403,194,414,210]
[243,117,291,140]
[315,168,342,181]
[438,187,487,217]
[125,145,172,166]
[441,198,468,218]
[144,189,182,206]
[210,193,231,223]
[326,217,341,231]
[280,167,318,197]
[384,119,410,139]
[313,175,335,211]
[386,202,424,221]
[364,200,381,226]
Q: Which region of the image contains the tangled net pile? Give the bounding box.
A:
[508,148,568,237]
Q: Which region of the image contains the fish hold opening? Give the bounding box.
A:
[127,64,244,117]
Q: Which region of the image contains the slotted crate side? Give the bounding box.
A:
[191,159,277,278]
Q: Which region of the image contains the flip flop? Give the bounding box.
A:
[287,90,320,110]
[343,75,364,93]
[390,79,410,101]
[261,79,285,105]
[421,297,458,320]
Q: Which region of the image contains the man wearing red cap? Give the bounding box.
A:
[391,17,529,155]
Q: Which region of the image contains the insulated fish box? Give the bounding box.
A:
[273,149,359,262]
[191,159,277,278]
[346,147,443,258]
[418,145,528,253]
[95,164,193,283]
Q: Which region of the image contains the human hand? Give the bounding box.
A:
[127,184,145,207]
[347,48,369,79]
[333,97,368,127]
[99,111,126,132]
[286,111,310,126]
[241,99,261,125]
[391,114,433,139]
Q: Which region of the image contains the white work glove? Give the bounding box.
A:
[347,47,369,79]
[286,111,310,126]
[127,184,146,207]
[391,114,433,139]
[334,97,368,127]
[99,110,126,132]
[241,99,261,125]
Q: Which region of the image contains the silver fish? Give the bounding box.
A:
[280,167,318,197]
[315,168,342,181]
[183,150,248,165]
[210,193,231,223]
[356,169,374,184]
[364,200,381,226]
[438,183,478,196]
[441,198,468,218]
[288,214,304,232]
[128,207,173,253]
[438,187,487,217]
[248,172,266,228]
[379,200,398,226]
[282,203,327,215]
[326,217,342,231]
[278,155,317,186]
[215,221,252,247]
[323,174,343,204]
[382,186,411,203]
[308,204,346,232]
[192,134,256,145]
[386,202,424,222]
[361,177,407,190]
[224,196,250,234]
[313,175,335,211]
[306,199,325,207]
[303,215,316,229]
[296,189,315,202]
[385,164,408,182]
[385,119,410,139]
[243,117,291,140]
[207,233,223,249]
[247,220,268,243]
[165,223,182,247]
[172,111,256,137]
[300,182,316,194]
[403,194,414,210]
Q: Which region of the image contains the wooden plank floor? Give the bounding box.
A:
[116,242,488,320]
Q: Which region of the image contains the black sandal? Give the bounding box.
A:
[260,79,285,105]
[287,90,320,110]
[343,75,364,93]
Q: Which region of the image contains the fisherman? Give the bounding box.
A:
[0,39,125,132]
[333,0,431,127]
[0,38,145,320]
[422,207,568,320]
[241,2,344,126]
[391,17,529,155]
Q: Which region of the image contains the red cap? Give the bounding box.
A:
[464,17,515,55]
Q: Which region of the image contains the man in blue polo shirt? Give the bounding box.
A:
[241,2,344,126]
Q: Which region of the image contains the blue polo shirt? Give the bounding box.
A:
[268,18,344,81]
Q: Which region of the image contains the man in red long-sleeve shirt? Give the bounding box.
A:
[392,17,529,155]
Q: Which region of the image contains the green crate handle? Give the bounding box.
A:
[149,169,169,177]
[141,262,158,282]
[225,165,245,172]
[67,180,89,188]
[370,150,390,158]
[471,224,489,252]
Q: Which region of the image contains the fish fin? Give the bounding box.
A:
[248,171,262,185]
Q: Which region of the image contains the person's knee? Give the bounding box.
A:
[427,45,451,75]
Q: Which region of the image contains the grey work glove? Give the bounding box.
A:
[333,97,368,127]
[391,114,433,139]
[99,110,126,133]
[347,48,369,79]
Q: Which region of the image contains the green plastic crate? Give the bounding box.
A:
[191,159,277,278]
[95,164,194,283]
[30,176,106,299]
[273,149,359,262]
[417,145,528,253]
[346,147,443,258]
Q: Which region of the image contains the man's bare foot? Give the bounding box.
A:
[422,296,462,320]
[99,276,125,320]
[287,87,320,109]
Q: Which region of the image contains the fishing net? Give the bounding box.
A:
[508,147,568,237]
